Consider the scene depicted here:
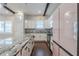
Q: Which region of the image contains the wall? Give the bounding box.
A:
[24,16,51,28]
[0,15,15,40]
[0,15,16,49]
[0,12,24,49]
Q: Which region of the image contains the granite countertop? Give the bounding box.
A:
[0,36,32,56]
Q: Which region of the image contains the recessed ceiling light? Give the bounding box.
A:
[25,20,27,23]
[5,10,9,14]
[65,11,70,16]
[38,10,41,14]
[17,11,23,15]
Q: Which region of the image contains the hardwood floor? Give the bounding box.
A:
[31,41,52,56]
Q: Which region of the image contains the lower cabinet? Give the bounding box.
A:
[53,43,59,56]
[16,38,34,56]
[59,48,70,56]
[52,42,72,56]
[22,45,27,56]
[22,40,34,56]
[50,42,53,56]
[16,51,22,56]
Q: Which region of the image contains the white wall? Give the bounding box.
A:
[0,12,24,49]
[24,16,52,28]
[0,15,16,50]
[0,15,15,40]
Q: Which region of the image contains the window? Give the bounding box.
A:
[0,40,5,45]
[0,21,12,33]
[0,21,4,32]
[5,21,12,33]
[0,38,13,45]
[36,20,44,28]
[49,20,53,27]
[5,38,13,45]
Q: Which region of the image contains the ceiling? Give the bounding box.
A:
[0,4,13,16]
[6,3,60,16]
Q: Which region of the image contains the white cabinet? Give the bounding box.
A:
[59,48,69,56]
[53,43,60,56]
[22,38,34,56]
[59,3,77,55]
[52,3,77,56]
[52,6,60,56]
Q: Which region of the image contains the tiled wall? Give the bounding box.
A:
[27,33,47,41]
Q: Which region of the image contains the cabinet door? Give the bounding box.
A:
[53,43,60,56]
[50,42,53,55]
[52,7,60,56]
[59,48,70,56]
[16,52,21,56]
[59,3,77,55]
[22,46,27,56]
[53,7,60,42]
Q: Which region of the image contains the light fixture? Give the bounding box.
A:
[16,11,24,20]
[5,10,9,14]
[65,11,70,16]
[17,11,23,16]
[36,16,44,20]
[25,20,27,23]
[38,10,41,14]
